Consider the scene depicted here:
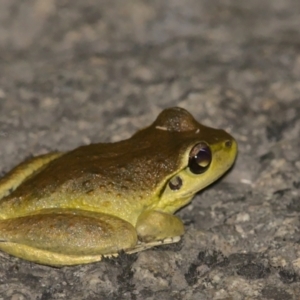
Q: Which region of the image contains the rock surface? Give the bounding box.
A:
[0,0,300,299]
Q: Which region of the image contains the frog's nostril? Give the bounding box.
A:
[225,140,232,148]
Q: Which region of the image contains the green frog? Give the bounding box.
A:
[0,107,237,266]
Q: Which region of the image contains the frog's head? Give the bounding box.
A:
[140,107,238,213]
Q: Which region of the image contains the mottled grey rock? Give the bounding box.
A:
[0,0,300,299]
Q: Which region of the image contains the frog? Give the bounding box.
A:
[0,107,237,266]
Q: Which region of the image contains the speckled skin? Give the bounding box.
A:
[0,107,237,265]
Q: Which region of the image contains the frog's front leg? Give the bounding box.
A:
[0,209,137,266]
[131,210,184,252]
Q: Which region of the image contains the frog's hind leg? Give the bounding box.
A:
[0,209,137,266]
[0,152,63,200]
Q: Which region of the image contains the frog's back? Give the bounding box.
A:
[0,130,188,219]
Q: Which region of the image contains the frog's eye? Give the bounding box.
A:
[188,143,212,174]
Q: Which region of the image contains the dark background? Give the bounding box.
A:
[0,0,300,299]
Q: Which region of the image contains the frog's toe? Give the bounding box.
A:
[125,235,181,254]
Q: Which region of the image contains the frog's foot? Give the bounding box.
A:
[135,210,184,246]
[125,236,181,254]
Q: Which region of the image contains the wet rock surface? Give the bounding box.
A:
[0,0,300,299]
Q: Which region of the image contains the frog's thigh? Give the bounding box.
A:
[0,210,137,265]
[136,210,184,243]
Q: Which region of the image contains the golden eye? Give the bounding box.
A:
[188,143,212,174]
